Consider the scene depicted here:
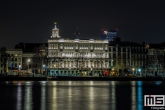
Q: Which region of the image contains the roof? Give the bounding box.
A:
[15,42,48,53]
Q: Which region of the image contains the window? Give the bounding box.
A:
[109,47,111,51]
[15,63,17,67]
[118,47,121,51]
[105,45,107,50]
[132,47,134,51]
[91,45,93,50]
[60,44,63,49]
[113,54,116,58]
[113,47,116,51]
[105,54,107,58]
[76,44,78,49]
[18,58,21,62]
[123,47,125,52]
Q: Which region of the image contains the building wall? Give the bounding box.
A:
[147,48,165,76]
[0,49,22,74]
[48,24,109,76]
[6,49,23,69]
[48,39,109,76]
[109,43,131,75]
[131,43,147,75]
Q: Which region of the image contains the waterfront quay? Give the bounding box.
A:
[0,75,164,81]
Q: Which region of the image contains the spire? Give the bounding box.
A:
[54,22,57,29]
[74,26,80,39]
[52,22,60,38]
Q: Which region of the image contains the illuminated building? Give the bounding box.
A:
[6,49,23,74]
[48,23,109,76]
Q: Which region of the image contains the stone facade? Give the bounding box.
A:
[48,23,109,76]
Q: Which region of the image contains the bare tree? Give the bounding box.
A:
[33,44,47,76]
[0,47,10,74]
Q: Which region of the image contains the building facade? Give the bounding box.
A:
[109,41,131,76]
[15,43,48,75]
[0,48,22,74]
[146,43,165,76]
[48,23,109,76]
[2,23,164,77]
[6,49,23,69]
[131,42,147,76]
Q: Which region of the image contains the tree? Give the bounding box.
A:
[0,47,10,74]
[33,44,47,76]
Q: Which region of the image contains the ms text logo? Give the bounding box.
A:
[144,95,165,106]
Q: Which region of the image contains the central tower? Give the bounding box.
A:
[51,22,60,38]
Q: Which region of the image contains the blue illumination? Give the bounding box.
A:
[9,62,13,68]
[137,81,143,110]
[155,81,162,85]
[138,69,141,72]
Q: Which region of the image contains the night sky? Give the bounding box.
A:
[1,0,165,49]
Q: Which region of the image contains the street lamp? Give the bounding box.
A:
[132,68,135,74]
[43,64,45,68]
[27,59,30,72]
[138,68,141,77]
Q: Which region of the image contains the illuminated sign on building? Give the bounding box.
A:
[101,29,118,41]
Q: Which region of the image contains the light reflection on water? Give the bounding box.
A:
[16,86,22,110]
[110,81,116,110]
[41,83,46,110]
[0,81,165,110]
[137,81,143,110]
[131,81,136,110]
[24,83,32,110]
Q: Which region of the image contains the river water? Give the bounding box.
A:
[0,81,165,110]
